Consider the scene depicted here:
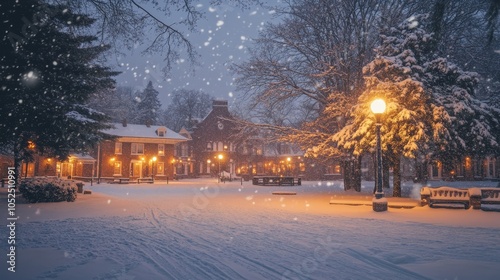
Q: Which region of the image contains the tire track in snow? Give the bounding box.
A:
[144,202,297,279]
[137,205,243,279]
[344,248,432,280]
[158,204,320,279]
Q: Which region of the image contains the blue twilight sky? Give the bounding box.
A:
[111,2,282,108]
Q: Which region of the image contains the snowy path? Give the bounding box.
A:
[2,179,500,279]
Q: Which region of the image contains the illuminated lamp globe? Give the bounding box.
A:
[370,99,386,114]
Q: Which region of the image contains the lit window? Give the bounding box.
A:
[157,162,164,175]
[115,142,122,154]
[158,144,165,156]
[157,127,167,137]
[131,143,144,155]
[113,161,122,175]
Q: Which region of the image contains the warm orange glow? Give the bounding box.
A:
[46,158,52,162]
[152,156,157,162]
[218,154,223,160]
[287,157,291,162]
[110,157,115,162]
[370,98,386,114]
[207,159,211,164]
[27,141,36,149]
[465,157,471,168]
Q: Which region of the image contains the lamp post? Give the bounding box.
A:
[152,156,157,181]
[287,157,291,176]
[171,158,176,180]
[371,98,388,212]
[217,154,223,183]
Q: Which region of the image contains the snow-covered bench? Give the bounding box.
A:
[112,178,130,184]
[469,188,500,211]
[420,187,470,209]
[137,177,154,184]
[252,176,301,186]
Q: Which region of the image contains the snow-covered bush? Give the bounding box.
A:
[19,177,78,203]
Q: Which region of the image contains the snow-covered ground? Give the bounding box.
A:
[1,178,499,280]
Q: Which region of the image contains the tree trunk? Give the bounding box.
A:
[343,156,362,192]
[393,157,402,197]
[343,160,353,191]
[353,156,362,192]
[414,159,428,184]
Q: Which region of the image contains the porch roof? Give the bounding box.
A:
[69,153,96,163]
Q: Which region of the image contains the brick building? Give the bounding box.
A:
[190,100,240,178]
[94,122,188,181]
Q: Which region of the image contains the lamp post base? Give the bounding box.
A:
[372,197,388,212]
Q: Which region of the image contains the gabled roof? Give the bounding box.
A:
[178,127,192,140]
[104,123,189,144]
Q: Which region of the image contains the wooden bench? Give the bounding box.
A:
[137,177,154,184]
[469,188,500,211]
[113,178,130,184]
[420,187,470,209]
[252,176,301,186]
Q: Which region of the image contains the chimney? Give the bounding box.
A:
[212,100,228,108]
[122,119,127,127]
[145,119,151,127]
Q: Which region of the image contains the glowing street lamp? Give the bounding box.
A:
[218,154,223,183]
[171,158,176,179]
[371,98,387,212]
[152,156,157,180]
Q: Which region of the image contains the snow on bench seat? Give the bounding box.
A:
[469,187,500,211]
[420,187,470,209]
[112,178,130,184]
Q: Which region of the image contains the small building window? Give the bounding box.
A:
[156,126,167,137]
[114,142,122,154]
[157,162,164,175]
[181,144,188,157]
[206,142,212,151]
[158,144,165,156]
[113,161,122,175]
[131,143,144,155]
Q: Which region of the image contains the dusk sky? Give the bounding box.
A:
[112,2,281,108]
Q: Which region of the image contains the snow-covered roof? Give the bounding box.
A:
[69,153,96,162]
[104,123,188,144]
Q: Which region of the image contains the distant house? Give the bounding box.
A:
[94,122,188,181]
[0,152,95,180]
[425,156,498,181]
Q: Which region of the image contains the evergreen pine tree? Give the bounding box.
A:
[0,0,118,181]
[334,14,500,196]
[134,81,161,125]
